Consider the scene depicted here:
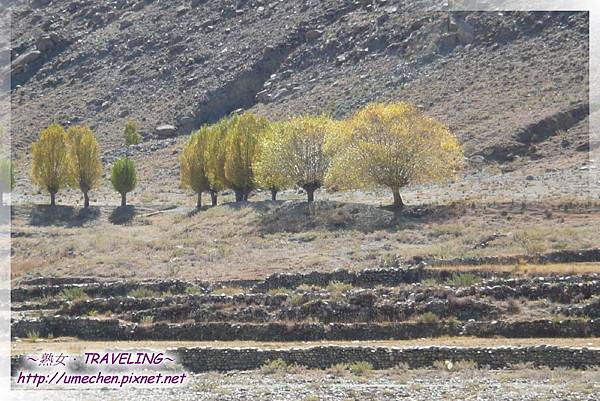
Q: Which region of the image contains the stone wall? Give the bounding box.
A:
[172,345,600,371]
[11,317,600,341]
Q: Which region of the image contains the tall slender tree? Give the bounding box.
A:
[180,132,211,209]
[67,125,103,208]
[222,113,268,201]
[31,123,71,206]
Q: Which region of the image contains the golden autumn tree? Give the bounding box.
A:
[202,119,229,206]
[326,102,463,209]
[67,125,103,208]
[180,131,211,209]
[254,121,293,201]
[257,115,337,203]
[31,123,71,206]
[222,113,268,201]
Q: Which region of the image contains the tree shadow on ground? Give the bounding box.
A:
[255,200,395,234]
[254,200,467,234]
[109,205,136,225]
[29,205,101,227]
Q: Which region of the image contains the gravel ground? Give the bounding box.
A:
[10,368,600,401]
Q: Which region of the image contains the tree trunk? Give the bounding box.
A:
[271,189,277,201]
[306,189,315,203]
[50,192,56,207]
[243,191,249,201]
[210,191,218,206]
[234,190,244,202]
[392,188,404,209]
[0,192,3,206]
[83,191,90,208]
[196,192,202,209]
[121,192,127,207]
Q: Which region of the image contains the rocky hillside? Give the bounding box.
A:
[6,0,589,164]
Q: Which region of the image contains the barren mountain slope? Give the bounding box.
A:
[6,1,589,164]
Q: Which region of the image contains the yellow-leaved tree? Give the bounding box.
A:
[203,118,228,206]
[31,123,71,206]
[67,125,103,208]
[326,102,463,209]
[222,113,268,201]
[180,131,211,209]
[256,115,337,202]
[254,121,293,201]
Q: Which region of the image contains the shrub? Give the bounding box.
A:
[124,118,142,145]
[326,102,463,209]
[328,363,349,376]
[513,230,549,255]
[287,293,306,307]
[139,315,155,325]
[348,361,373,376]
[0,158,14,206]
[67,125,103,207]
[417,312,439,324]
[58,287,88,302]
[111,158,137,206]
[31,123,71,206]
[260,358,290,374]
[506,298,521,315]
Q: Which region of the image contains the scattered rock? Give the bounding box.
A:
[155,124,178,138]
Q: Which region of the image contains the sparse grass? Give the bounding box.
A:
[260,358,292,374]
[326,281,353,301]
[267,287,292,296]
[25,330,40,342]
[430,262,600,275]
[128,288,160,298]
[139,315,155,325]
[58,287,89,302]
[185,286,204,295]
[211,286,245,296]
[513,229,550,255]
[9,196,600,282]
[445,273,481,287]
[287,293,306,307]
[453,360,479,371]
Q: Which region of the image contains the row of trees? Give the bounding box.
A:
[24,101,462,209]
[180,102,463,209]
[30,123,137,207]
